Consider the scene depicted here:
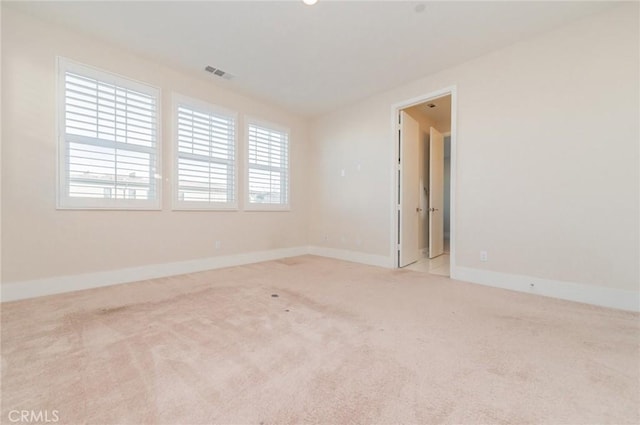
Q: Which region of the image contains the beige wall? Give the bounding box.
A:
[1,8,310,282]
[2,4,638,295]
[310,4,639,291]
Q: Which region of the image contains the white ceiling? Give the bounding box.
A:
[6,1,618,117]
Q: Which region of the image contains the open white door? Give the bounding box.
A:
[399,111,420,267]
[429,127,444,258]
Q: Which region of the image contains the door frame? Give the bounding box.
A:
[389,86,457,275]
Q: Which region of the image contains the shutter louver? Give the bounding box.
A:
[247,123,289,207]
[59,59,160,209]
[175,97,237,208]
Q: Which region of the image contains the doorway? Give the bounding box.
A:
[391,87,456,277]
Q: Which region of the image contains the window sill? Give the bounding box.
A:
[244,205,291,212]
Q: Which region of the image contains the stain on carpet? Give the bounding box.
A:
[97,305,130,315]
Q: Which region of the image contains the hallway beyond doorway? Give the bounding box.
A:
[405,238,450,276]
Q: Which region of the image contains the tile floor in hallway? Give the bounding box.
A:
[404,239,450,276]
[404,253,450,276]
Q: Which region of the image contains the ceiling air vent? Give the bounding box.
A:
[204,65,234,80]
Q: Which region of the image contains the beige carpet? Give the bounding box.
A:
[1,255,638,424]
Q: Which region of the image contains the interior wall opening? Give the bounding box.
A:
[397,94,452,276]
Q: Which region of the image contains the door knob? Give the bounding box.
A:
[416,207,423,212]
[429,207,439,212]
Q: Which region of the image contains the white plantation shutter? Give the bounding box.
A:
[174,95,237,209]
[58,58,160,209]
[246,121,289,208]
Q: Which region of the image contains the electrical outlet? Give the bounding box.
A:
[355,237,362,247]
[340,169,346,177]
[323,234,329,242]
[215,240,221,249]
[480,250,488,262]
[340,236,346,244]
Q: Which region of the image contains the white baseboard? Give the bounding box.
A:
[4,247,637,313]
[1,246,308,302]
[453,266,639,312]
[307,246,393,269]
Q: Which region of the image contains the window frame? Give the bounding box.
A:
[171,93,239,211]
[244,117,291,211]
[56,57,162,210]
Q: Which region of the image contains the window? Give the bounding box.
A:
[57,58,161,209]
[173,94,237,209]
[246,120,290,210]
